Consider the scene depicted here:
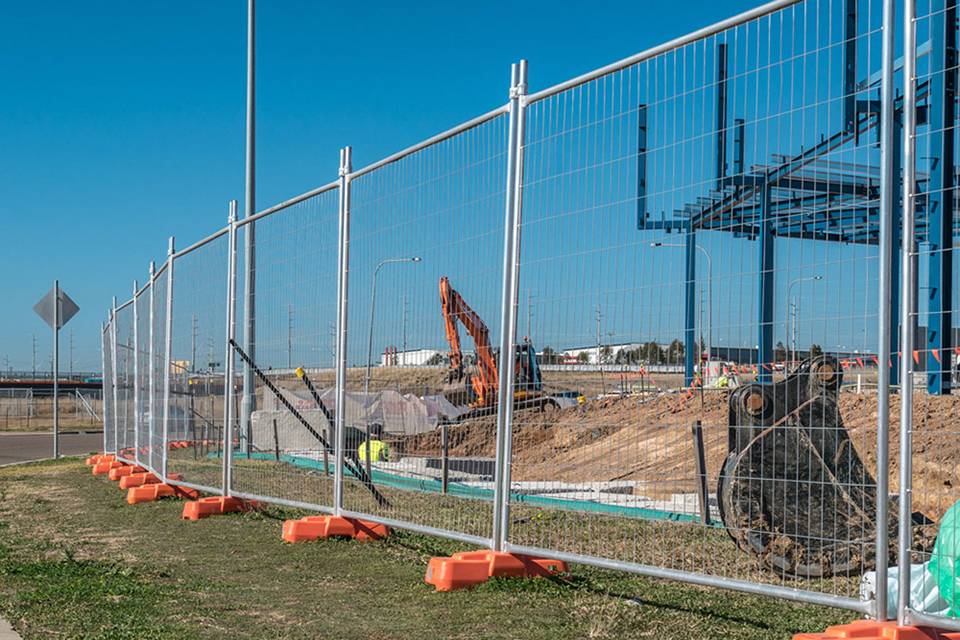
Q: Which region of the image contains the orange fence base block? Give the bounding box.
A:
[108,465,145,481]
[85,454,115,466]
[282,516,389,543]
[127,483,199,505]
[92,460,124,476]
[425,551,566,592]
[795,621,960,640]
[181,496,251,521]
[118,472,161,490]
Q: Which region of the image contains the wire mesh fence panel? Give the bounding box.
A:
[340,113,509,543]
[504,0,888,609]
[0,389,101,432]
[114,300,136,463]
[228,187,340,511]
[134,283,151,467]
[103,321,114,452]
[166,230,231,493]
[899,0,960,627]
[150,266,169,475]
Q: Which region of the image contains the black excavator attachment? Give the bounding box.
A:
[716,356,893,578]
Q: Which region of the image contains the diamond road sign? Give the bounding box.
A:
[33,286,79,330]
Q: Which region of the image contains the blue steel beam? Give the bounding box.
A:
[926,0,955,395]
[636,104,648,228]
[758,185,775,382]
[685,223,697,386]
[715,43,728,190]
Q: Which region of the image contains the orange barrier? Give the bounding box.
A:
[795,621,960,639]
[282,516,389,542]
[127,483,200,504]
[85,453,115,466]
[425,551,566,591]
[92,460,124,476]
[118,472,161,490]
[181,496,251,521]
[108,465,145,481]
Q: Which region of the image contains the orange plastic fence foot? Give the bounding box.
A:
[118,472,160,490]
[181,496,251,521]
[794,621,960,640]
[281,516,389,543]
[92,460,124,476]
[108,465,145,481]
[85,453,115,466]
[127,483,199,505]
[424,551,566,592]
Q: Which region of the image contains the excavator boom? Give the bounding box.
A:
[439,277,499,407]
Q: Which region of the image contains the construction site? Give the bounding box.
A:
[84,0,960,635]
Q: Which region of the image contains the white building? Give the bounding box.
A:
[379,348,445,367]
[558,342,661,364]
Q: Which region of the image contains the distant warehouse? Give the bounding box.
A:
[380,348,445,367]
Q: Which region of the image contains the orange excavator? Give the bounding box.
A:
[440,276,574,416]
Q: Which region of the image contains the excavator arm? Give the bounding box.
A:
[439,276,499,407]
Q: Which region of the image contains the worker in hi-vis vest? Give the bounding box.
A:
[358,422,389,463]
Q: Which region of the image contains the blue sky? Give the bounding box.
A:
[0,0,884,372]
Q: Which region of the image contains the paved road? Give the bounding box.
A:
[0,432,102,465]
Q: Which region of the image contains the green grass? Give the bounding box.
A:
[0,458,856,639]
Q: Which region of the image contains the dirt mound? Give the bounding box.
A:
[398,388,960,519]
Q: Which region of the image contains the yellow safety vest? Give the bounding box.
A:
[358,440,388,463]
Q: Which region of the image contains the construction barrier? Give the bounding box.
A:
[94,0,960,633]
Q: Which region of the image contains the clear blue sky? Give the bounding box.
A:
[0,0,873,373]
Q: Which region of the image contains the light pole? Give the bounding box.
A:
[787,275,823,364]
[650,242,713,364]
[364,257,422,394]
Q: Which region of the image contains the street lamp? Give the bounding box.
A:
[786,275,823,364]
[364,256,422,394]
[650,242,713,364]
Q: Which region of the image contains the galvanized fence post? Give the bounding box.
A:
[132,280,140,466]
[111,297,119,455]
[898,0,917,625]
[223,201,239,496]
[148,261,156,473]
[334,146,352,516]
[161,238,175,480]
[100,319,108,454]
[492,60,528,551]
[875,0,897,620]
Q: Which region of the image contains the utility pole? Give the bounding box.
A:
[527,292,533,340]
[31,334,36,378]
[191,313,198,372]
[401,294,407,367]
[240,0,257,456]
[287,304,293,369]
[595,306,602,364]
[69,330,74,377]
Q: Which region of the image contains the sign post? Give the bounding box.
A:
[33,281,79,459]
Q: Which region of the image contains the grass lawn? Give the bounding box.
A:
[0,458,856,639]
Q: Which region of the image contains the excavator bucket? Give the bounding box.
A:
[717,356,894,578]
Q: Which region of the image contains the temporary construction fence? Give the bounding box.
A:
[93,0,960,631]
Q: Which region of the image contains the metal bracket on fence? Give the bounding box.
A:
[228,338,390,508]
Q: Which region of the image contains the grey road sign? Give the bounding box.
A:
[33,286,79,330]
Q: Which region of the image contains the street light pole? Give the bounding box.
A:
[650,242,713,363]
[364,257,422,394]
[786,275,823,364]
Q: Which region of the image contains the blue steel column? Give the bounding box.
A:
[891,109,902,386]
[684,223,697,386]
[926,0,956,395]
[757,185,774,382]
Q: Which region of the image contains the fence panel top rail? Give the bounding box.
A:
[525,0,805,104]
